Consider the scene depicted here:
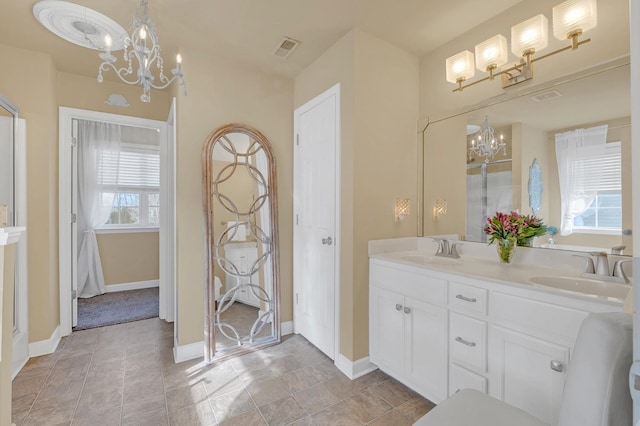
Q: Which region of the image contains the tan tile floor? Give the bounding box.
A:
[12,318,435,425]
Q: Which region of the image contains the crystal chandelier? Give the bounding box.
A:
[97,0,186,102]
[469,116,507,162]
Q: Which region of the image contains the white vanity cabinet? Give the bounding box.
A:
[369,261,448,402]
[369,255,623,423]
[490,325,569,424]
[224,242,260,307]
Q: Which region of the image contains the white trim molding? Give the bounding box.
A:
[335,353,378,380]
[28,326,61,359]
[173,338,204,363]
[105,279,159,293]
[281,321,294,336]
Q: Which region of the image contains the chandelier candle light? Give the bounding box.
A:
[469,116,507,162]
[98,0,186,102]
[445,0,597,92]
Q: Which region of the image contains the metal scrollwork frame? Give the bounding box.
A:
[202,123,281,363]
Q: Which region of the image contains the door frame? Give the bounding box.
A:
[58,107,175,336]
[292,83,342,360]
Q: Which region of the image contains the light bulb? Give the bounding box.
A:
[176,53,182,64]
[104,34,112,49]
[140,26,147,40]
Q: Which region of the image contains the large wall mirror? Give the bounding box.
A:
[202,123,280,362]
[421,58,632,255]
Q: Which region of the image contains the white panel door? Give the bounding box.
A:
[405,297,448,401]
[160,98,176,322]
[490,325,569,424]
[293,84,340,359]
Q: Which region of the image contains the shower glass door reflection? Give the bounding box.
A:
[466,160,512,242]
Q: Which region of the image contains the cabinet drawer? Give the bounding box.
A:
[371,261,447,305]
[448,281,488,316]
[492,292,587,343]
[449,363,487,396]
[450,312,487,372]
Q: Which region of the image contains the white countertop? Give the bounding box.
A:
[370,250,628,307]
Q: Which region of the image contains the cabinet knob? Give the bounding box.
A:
[395,304,403,311]
[550,360,563,372]
[404,307,412,314]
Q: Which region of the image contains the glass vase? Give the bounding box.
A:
[517,236,534,247]
[496,238,516,263]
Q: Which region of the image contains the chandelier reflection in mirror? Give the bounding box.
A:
[469,116,507,163]
[97,0,186,102]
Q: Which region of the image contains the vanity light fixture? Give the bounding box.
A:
[395,198,411,222]
[433,199,448,221]
[445,0,596,92]
[97,0,186,102]
[469,116,507,162]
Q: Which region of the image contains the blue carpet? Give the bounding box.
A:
[74,287,159,330]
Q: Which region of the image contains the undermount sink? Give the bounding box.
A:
[528,276,630,299]
[394,253,460,265]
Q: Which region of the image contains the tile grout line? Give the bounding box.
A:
[156,323,172,426]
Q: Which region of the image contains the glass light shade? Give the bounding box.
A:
[552,0,597,40]
[475,34,508,71]
[445,50,475,84]
[511,14,549,56]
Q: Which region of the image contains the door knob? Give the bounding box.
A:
[395,304,403,311]
[550,360,563,372]
[322,237,333,245]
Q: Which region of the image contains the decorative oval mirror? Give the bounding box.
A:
[202,123,280,362]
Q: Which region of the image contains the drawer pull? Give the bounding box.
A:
[395,304,403,311]
[550,360,563,372]
[455,336,476,347]
[455,294,477,303]
[404,307,412,314]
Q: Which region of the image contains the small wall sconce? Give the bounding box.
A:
[433,199,447,221]
[395,198,410,222]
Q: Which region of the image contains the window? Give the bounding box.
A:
[573,142,622,234]
[99,143,160,228]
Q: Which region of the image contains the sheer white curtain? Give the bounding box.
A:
[555,125,608,236]
[77,120,121,297]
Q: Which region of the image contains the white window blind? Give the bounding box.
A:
[97,145,160,190]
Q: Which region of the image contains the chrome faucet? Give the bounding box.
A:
[574,252,630,284]
[611,245,626,255]
[433,238,461,259]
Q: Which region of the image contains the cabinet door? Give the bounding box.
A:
[370,286,405,377]
[490,326,569,424]
[405,298,448,402]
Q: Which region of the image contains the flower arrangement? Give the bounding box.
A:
[484,211,548,262]
[484,211,547,244]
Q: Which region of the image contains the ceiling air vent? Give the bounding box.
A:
[531,90,563,103]
[273,37,300,59]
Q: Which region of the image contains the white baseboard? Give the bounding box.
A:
[173,337,204,363]
[335,353,378,380]
[29,325,61,358]
[281,321,294,336]
[105,279,159,293]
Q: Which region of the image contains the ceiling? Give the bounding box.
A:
[0,0,524,80]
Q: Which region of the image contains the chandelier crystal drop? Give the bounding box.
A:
[469,116,507,162]
[97,0,186,102]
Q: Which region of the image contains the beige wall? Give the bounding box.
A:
[423,115,467,237]
[57,72,170,121]
[294,30,419,361]
[0,44,59,343]
[97,232,160,285]
[0,244,17,426]
[419,0,630,120]
[173,47,294,346]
